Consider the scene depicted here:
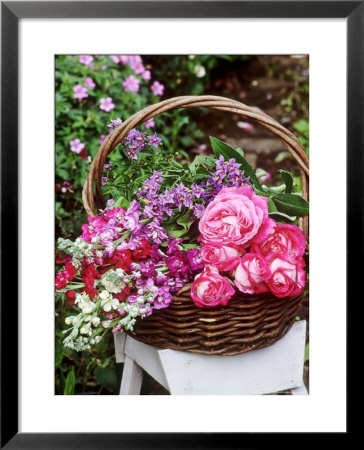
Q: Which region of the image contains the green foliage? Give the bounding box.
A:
[293,119,309,157]
[94,367,118,393]
[304,342,309,362]
[209,136,263,192]
[64,368,75,395]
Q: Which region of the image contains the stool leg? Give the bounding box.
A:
[120,355,143,395]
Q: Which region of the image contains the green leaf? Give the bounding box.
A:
[272,193,309,216]
[274,151,291,163]
[209,136,263,192]
[268,198,278,213]
[269,211,297,222]
[169,210,194,238]
[114,195,130,210]
[55,340,64,368]
[64,368,75,395]
[278,169,294,193]
[94,367,117,393]
[304,343,309,362]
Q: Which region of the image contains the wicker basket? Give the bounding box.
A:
[83,96,309,356]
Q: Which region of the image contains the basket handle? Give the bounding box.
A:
[82,95,309,238]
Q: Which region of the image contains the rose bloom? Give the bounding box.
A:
[199,186,275,247]
[234,253,271,294]
[253,223,306,261]
[191,265,235,308]
[200,244,243,272]
[267,255,306,298]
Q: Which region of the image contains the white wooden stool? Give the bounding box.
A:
[114,320,307,395]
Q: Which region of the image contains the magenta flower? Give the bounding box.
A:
[99,97,115,112]
[123,75,140,93]
[73,84,88,100]
[70,139,85,154]
[84,77,96,88]
[151,81,164,96]
[99,135,106,145]
[143,118,155,129]
[79,55,94,66]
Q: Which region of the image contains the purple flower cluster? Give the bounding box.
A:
[109,54,164,97]
[136,171,206,221]
[124,129,147,160]
[198,156,250,201]
[79,203,203,318]
[127,239,203,312]
[117,129,162,160]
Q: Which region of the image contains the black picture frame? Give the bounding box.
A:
[1,1,356,448]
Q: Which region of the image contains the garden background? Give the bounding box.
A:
[55,54,309,395]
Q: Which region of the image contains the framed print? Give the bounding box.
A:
[1,0,357,447]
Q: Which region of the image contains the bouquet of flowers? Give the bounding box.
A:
[56,121,309,352]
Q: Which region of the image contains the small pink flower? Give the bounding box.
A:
[237,121,254,132]
[84,77,96,88]
[199,186,275,247]
[130,61,145,75]
[70,139,85,154]
[123,75,140,93]
[142,70,151,80]
[110,55,121,64]
[119,55,131,64]
[143,118,155,129]
[99,135,106,145]
[151,81,164,96]
[234,253,271,294]
[191,265,235,308]
[128,55,142,65]
[201,244,243,272]
[267,255,306,298]
[73,84,88,100]
[99,97,115,112]
[257,169,272,182]
[79,55,94,66]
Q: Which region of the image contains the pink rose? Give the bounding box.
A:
[200,244,243,272]
[234,253,271,294]
[191,265,235,308]
[267,255,306,298]
[253,223,306,260]
[199,186,275,247]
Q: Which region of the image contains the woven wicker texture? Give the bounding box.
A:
[130,284,302,356]
[82,95,309,356]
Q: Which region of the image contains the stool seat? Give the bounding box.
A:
[114,320,307,395]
